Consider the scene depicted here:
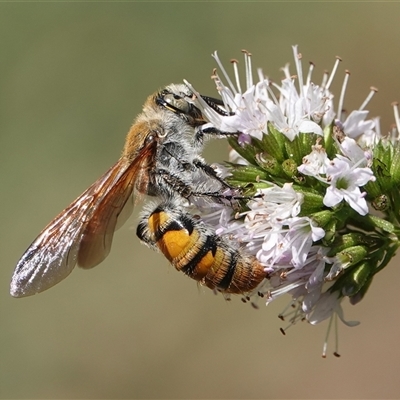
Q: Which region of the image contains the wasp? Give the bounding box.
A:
[10,83,266,298]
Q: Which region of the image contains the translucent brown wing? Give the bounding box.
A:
[10,142,155,298]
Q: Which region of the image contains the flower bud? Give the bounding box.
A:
[297,191,325,214]
[310,210,334,228]
[331,233,375,254]
[228,165,268,183]
[335,246,368,269]
[340,262,373,297]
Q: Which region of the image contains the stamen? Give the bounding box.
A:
[240,92,255,118]
[337,70,350,122]
[325,56,342,90]
[391,101,400,140]
[321,70,329,90]
[281,63,291,80]
[374,116,381,140]
[257,68,264,84]
[210,69,240,115]
[306,61,315,87]
[322,313,334,358]
[211,51,238,95]
[230,59,242,93]
[334,313,341,357]
[292,45,304,98]
[242,49,253,90]
[389,123,397,143]
[359,86,378,111]
[278,299,297,320]
[269,280,305,298]
[279,301,305,332]
[211,71,233,115]
[256,69,269,100]
[267,82,281,107]
[247,52,253,89]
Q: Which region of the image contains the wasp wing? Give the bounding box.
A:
[76,155,150,269]
[10,142,154,298]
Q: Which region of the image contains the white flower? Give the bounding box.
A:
[230,85,271,140]
[339,137,371,168]
[304,247,330,293]
[185,46,399,356]
[186,46,335,143]
[274,77,324,140]
[243,183,303,235]
[308,291,359,327]
[323,156,375,215]
[342,110,375,140]
[298,142,329,177]
[286,217,325,269]
[356,116,380,148]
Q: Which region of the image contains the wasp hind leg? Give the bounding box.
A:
[192,158,234,190]
[136,207,158,251]
[155,168,250,206]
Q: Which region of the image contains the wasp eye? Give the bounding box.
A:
[145,133,156,144]
[163,93,191,114]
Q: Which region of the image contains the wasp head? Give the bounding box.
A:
[156,83,232,127]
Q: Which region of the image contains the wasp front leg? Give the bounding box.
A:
[194,124,240,144]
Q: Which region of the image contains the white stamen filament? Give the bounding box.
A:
[306,61,314,87]
[292,45,304,99]
[257,68,264,84]
[334,313,340,357]
[321,70,329,90]
[337,70,350,122]
[359,87,378,111]
[322,313,334,358]
[242,49,253,90]
[269,280,305,298]
[267,82,282,107]
[247,51,253,89]
[231,59,242,93]
[325,56,342,90]
[281,63,291,80]
[212,73,233,114]
[211,51,238,95]
[392,102,400,140]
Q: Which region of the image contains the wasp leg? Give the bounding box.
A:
[154,169,235,203]
[136,212,158,251]
[192,158,234,190]
[155,169,193,199]
[155,169,259,207]
[195,125,240,144]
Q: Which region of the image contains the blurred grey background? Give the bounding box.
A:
[1,2,400,399]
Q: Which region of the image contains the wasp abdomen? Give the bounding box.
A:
[138,203,266,294]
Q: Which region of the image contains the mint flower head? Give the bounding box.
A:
[185,46,400,357]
